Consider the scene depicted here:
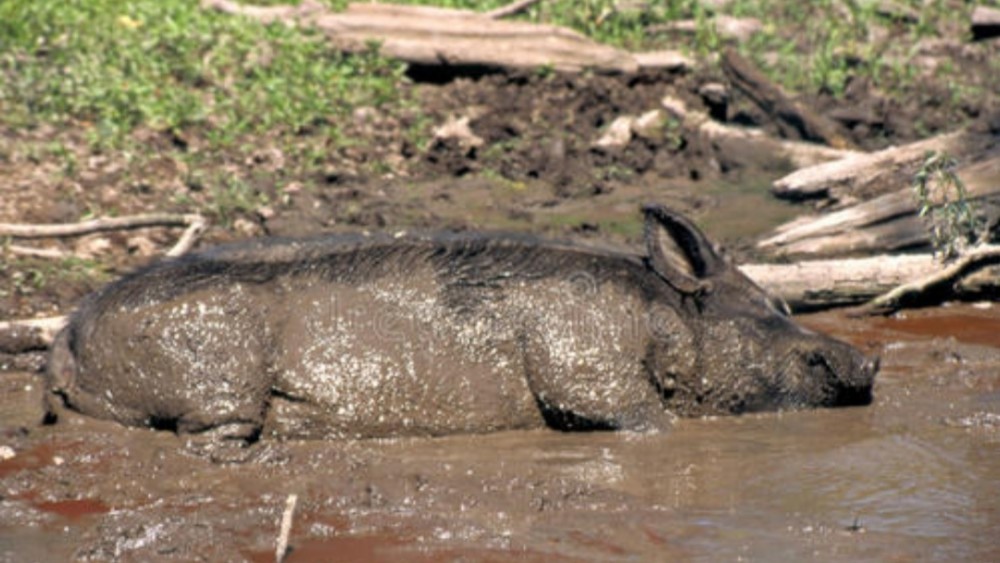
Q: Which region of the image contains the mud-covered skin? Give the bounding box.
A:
[45,205,877,442]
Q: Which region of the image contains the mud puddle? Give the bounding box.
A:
[1,304,999,561]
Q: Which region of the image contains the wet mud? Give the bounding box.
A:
[2,303,999,561]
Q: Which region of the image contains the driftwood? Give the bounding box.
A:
[972,6,1000,41]
[858,245,1000,314]
[720,48,856,150]
[591,95,857,170]
[0,213,208,354]
[772,124,1000,205]
[657,96,858,169]
[741,245,1000,312]
[1,213,208,258]
[760,153,1000,257]
[695,116,859,170]
[201,0,640,74]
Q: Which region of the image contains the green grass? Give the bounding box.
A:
[0,0,408,147]
[725,0,968,99]
[0,0,976,147]
[0,254,108,299]
[0,0,665,149]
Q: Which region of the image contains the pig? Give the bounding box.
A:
[45,205,877,445]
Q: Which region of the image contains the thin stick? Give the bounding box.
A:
[0,213,206,239]
[275,493,298,563]
[0,213,206,259]
[485,0,544,19]
[858,244,1000,315]
[166,215,209,257]
[6,245,67,259]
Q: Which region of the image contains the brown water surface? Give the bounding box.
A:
[1,304,999,561]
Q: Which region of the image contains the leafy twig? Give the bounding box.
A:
[912,150,985,260]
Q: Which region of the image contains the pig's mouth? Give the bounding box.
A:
[743,351,878,413]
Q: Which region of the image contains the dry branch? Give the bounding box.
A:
[0,212,204,239]
[485,0,544,20]
[201,0,638,74]
[857,244,1000,314]
[647,15,762,42]
[760,154,1000,257]
[0,213,208,258]
[6,244,67,259]
[972,6,1000,41]
[772,126,1000,205]
[742,245,1000,312]
[721,48,855,150]
[659,96,858,170]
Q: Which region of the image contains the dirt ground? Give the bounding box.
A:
[2,12,1000,561]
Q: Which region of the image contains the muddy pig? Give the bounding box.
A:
[45,205,877,444]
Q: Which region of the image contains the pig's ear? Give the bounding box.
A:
[642,204,724,295]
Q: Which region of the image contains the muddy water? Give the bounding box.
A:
[1,304,999,561]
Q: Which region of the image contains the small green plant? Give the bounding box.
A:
[912,150,985,259]
[208,175,269,226]
[49,141,78,177]
[692,3,720,57]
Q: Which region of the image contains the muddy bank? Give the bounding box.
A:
[2,304,998,561]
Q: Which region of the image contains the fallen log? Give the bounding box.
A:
[772,123,1000,205]
[201,0,640,74]
[856,244,1000,314]
[658,96,858,170]
[740,244,1000,312]
[759,154,1000,257]
[972,6,1000,41]
[720,48,856,150]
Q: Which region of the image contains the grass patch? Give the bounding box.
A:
[0,0,408,147]
[0,254,107,298]
[726,0,970,99]
[1,0,976,145]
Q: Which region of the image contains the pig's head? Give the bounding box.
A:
[640,204,878,416]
